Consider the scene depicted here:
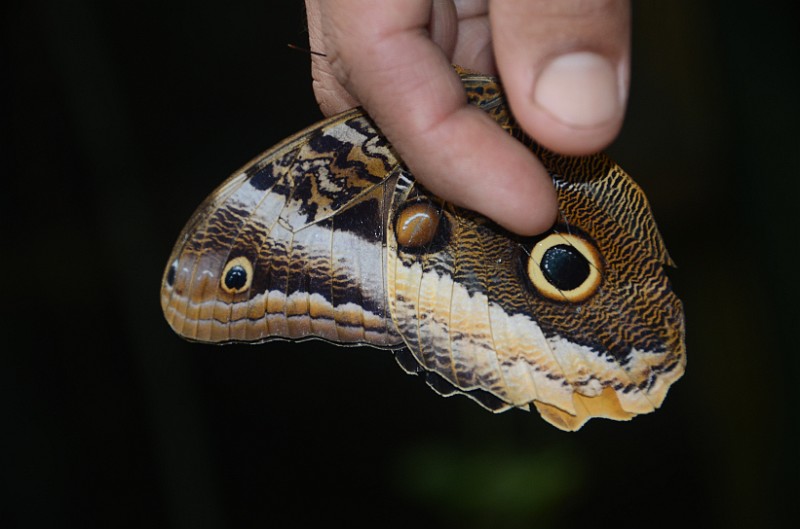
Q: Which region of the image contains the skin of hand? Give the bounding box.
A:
[305,0,631,235]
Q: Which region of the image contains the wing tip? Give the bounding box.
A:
[533,369,686,432]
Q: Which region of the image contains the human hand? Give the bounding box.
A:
[305,0,630,235]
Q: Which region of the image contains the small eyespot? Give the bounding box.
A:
[166,259,177,287]
[527,232,602,302]
[395,201,443,249]
[220,256,253,295]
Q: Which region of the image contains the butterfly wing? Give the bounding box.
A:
[161,70,686,431]
[385,159,685,431]
[385,73,685,430]
[161,109,404,347]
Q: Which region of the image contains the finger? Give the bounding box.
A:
[317,0,558,235]
[305,0,360,116]
[490,0,631,154]
[428,0,458,58]
[450,0,495,74]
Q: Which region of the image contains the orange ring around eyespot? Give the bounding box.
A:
[527,233,603,303]
[220,256,253,295]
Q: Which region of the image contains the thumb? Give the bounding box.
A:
[491,0,631,155]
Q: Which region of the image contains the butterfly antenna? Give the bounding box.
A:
[287,43,327,57]
[558,208,575,237]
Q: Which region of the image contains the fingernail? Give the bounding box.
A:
[533,52,622,128]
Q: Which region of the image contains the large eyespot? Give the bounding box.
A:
[395,200,446,250]
[527,233,602,302]
[220,256,253,295]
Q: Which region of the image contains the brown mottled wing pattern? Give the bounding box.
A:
[161,109,403,347]
[386,159,685,431]
[161,69,685,431]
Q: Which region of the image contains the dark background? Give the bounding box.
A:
[3,1,798,527]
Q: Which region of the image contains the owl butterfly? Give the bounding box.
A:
[161,69,685,431]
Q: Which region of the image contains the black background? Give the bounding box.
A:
[3,1,798,527]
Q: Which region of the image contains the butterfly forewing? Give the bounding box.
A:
[162,109,403,347]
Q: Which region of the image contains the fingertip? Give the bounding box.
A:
[490,0,631,155]
[416,110,559,236]
[481,164,559,236]
[474,118,560,236]
[534,51,624,131]
[515,184,559,236]
[508,50,627,155]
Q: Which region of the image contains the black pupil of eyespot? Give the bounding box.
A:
[224,265,247,290]
[167,262,176,286]
[541,244,590,291]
